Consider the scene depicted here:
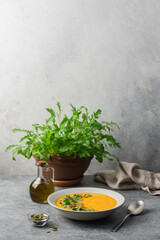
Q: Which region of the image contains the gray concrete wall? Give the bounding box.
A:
[1,0,160,175]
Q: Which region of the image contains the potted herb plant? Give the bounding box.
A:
[5,102,120,186]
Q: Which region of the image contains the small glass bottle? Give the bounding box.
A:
[29,161,55,203]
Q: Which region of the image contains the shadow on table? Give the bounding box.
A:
[65,205,152,231]
[140,208,153,216]
[65,206,126,230]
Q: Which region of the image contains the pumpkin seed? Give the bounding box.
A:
[50,226,58,231]
[30,214,47,220]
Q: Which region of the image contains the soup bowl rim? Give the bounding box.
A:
[47,187,125,214]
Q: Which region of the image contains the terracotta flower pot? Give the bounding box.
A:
[35,154,92,187]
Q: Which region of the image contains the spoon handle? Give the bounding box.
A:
[111,213,131,232]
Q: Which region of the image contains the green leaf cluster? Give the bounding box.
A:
[5,102,120,162]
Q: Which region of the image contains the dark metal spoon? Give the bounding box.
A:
[111,200,144,232]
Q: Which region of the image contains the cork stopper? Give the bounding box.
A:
[36,161,47,166]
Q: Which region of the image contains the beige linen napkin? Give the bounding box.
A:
[94,162,160,195]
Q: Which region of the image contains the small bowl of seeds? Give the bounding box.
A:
[28,213,50,227]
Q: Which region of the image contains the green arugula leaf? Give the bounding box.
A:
[5,102,120,163]
[46,108,56,124]
[5,145,18,152]
[12,128,30,133]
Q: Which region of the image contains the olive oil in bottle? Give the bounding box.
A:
[29,162,55,203]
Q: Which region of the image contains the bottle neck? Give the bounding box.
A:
[36,163,47,179]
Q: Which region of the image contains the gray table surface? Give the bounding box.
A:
[0,175,160,240]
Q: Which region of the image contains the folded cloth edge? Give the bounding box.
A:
[94,161,160,196]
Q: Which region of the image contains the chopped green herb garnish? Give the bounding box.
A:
[59,194,93,212]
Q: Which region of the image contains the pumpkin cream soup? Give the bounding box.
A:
[56,193,117,212]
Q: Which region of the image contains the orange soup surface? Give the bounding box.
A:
[56,192,117,212]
